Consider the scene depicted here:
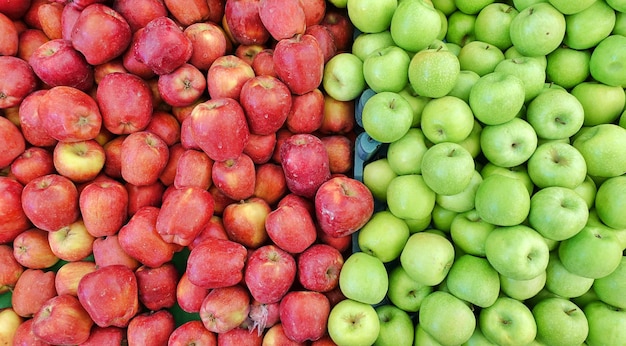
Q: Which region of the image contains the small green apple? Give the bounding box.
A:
[474,3,518,51]
[436,169,482,213]
[386,128,429,176]
[584,300,626,346]
[558,225,623,279]
[387,265,433,313]
[361,91,414,143]
[446,254,500,308]
[322,52,365,101]
[494,56,546,103]
[390,0,441,53]
[548,0,597,14]
[339,252,389,305]
[469,71,525,125]
[327,299,380,346]
[421,95,475,144]
[419,291,476,346]
[400,231,455,286]
[421,142,475,196]
[589,34,626,88]
[532,297,589,346]
[363,158,397,202]
[593,256,626,309]
[386,174,436,221]
[570,81,625,126]
[563,0,616,50]
[572,123,626,178]
[458,40,505,77]
[363,46,411,93]
[450,209,496,257]
[347,0,398,34]
[479,117,538,168]
[357,210,410,263]
[445,10,476,46]
[594,175,626,229]
[475,173,531,227]
[526,141,588,189]
[352,30,396,61]
[509,2,566,57]
[373,304,414,346]
[546,46,591,89]
[479,296,537,346]
[408,46,461,98]
[499,271,546,301]
[431,204,458,232]
[525,88,585,140]
[545,251,595,299]
[447,70,480,103]
[529,186,589,241]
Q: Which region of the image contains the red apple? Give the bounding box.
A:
[96,72,153,135]
[77,264,140,327]
[0,56,37,109]
[200,284,251,334]
[31,294,93,345]
[209,184,237,215]
[277,192,315,215]
[47,219,95,262]
[10,147,55,186]
[23,0,47,29]
[164,0,210,26]
[159,143,186,187]
[320,135,353,174]
[28,38,94,91]
[311,334,338,346]
[17,90,56,148]
[251,48,276,77]
[190,97,251,162]
[12,228,59,269]
[174,149,213,190]
[122,28,157,80]
[222,197,271,249]
[11,268,56,318]
[68,0,109,10]
[247,299,281,334]
[184,21,232,71]
[279,291,330,343]
[0,0,31,20]
[92,58,127,85]
[134,16,193,75]
[156,186,215,246]
[70,3,131,65]
[286,88,324,134]
[206,0,226,23]
[265,203,316,254]
[0,177,31,244]
[127,310,176,346]
[253,162,287,206]
[11,318,49,346]
[240,75,293,136]
[235,44,264,66]
[0,12,19,56]
[158,63,207,107]
[224,0,270,46]
[135,263,179,311]
[300,0,326,26]
[320,9,353,52]
[319,95,355,134]
[38,86,102,142]
[190,215,229,250]
[17,28,49,63]
[21,174,79,232]
[126,180,165,216]
[92,234,141,270]
[262,323,305,346]
[53,139,106,183]
[186,238,248,288]
[168,320,218,346]
[112,0,168,32]
[80,326,125,346]
[259,0,306,41]
[37,2,63,40]
[54,260,97,297]
[206,54,255,100]
[79,177,128,237]
[315,175,374,238]
[176,271,210,313]
[244,132,277,165]
[0,244,23,293]
[273,34,324,95]
[218,326,263,346]
[280,133,331,198]
[317,228,351,253]
[102,135,125,179]
[60,2,80,41]
[180,115,202,151]
[120,131,170,186]
[244,244,297,304]
[297,244,343,292]
[146,111,181,147]
[212,153,256,201]
[305,24,337,63]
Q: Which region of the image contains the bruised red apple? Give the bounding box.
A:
[186,238,247,288]
[279,291,330,343]
[222,197,271,249]
[10,147,55,186]
[126,181,165,216]
[146,111,181,147]
[240,75,293,136]
[286,88,325,134]
[224,0,270,46]
[28,38,94,91]
[190,97,250,162]
[259,0,306,41]
[321,135,353,174]
[70,3,132,65]
[164,0,210,26]
[169,320,217,346]
[77,264,140,327]
[265,203,316,254]
[127,310,176,346]
[298,244,344,292]
[212,153,256,201]
[244,132,277,165]
[120,131,170,186]
[200,284,250,334]
[174,149,213,190]
[79,177,128,237]
[158,63,207,107]
[273,34,324,95]
[315,175,374,238]
[12,228,59,269]
[92,234,140,270]
[280,133,331,198]
[52,139,105,183]
[0,177,31,243]
[0,244,23,293]
[176,271,210,313]
[156,186,215,246]
[0,56,38,109]
[112,0,168,32]
[31,294,93,345]
[184,21,232,71]
[80,326,125,346]
[245,244,296,304]
[218,326,263,346]
[21,174,79,232]
[133,16,193,75]
[262,323,305,346]
[54,260,97,297]
[11,269,56,318]
[97,72,154,135]
[118,206,178,268]
[206,55,255,101]
[253,162,287,206]
[136,263,179,311]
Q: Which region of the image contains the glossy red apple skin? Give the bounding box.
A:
[300,0,326,26]
[253,162,287,206]
[212,153,256,201]
[273,34,324,96]
[176,271,209,313]
[279,290,331,343]
[206,54,255,101]
[164,0,210,27]
[222,197,271,249]
[28,38,94,91]
[320,9,353,52]
[244,132,277,165]
[156,186,215,246]
[265,203,316,254]
[126,181,165,216]
[251,48,276,77]
[169,320,218,346]
[184,21,232,71]
[158,63,207,107]
[280,133,331,198]
[17,90,56,148]
[17,28,49,67]
[0,0,31,20]
[240,75,293,136]
[102,135,125,179]
[11,268,56,318]
[0,56,38,109]
[31,294,94,345]
[174,149,213,190]
[120,131,170,186]
[298,244,344,292]
[244,244,297,304]
[79,177,128,237]
[81,326,126,346]
[306,24,337,63]
[112,0,168,32]
[199,284,251,334]
[319,95,355,135]
[0,177,31,243]
[133,16,193,75]
[122,28,157,80]
[321,134,353,174]
[136,263,179,311]
[77,264,140,328]
[96,72,154,135]
[92,234,141,270]
[60,3,81,41]
[127,310,176,346]
[224,0,270,46]
[286,88,325,134]
[146,111,181,147]
[12,318,50,346]
[12,228,59,269]
[218,326,263,346]
[0,244,23,293]
[54,260,97,296]
[259,0,306,41]
[21,174,79,233]
[262,323,303,346]
[186,238,248,288]
[10,147,55,186]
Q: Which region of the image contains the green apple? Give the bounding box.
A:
[447,70,480,103]
[390,0,441,53]
[607,0,626,11]
[363,46,411,93]
[458,40,505,77]
[571,81,625,126]
[526,141,588,189]
[464,325,498,346]
[373,304,414,346]
[548,0,597,14]
[363,158,397,202]
[480,162,534,195]
[532,297,589,346]
[593,256,626,309]
[450,209,496,257]
[595,175,626,229]
[509,2,566,57]
[436,169,482,213]
[590,34,626,87]
[545,251,595,299]
[473,3,518,51]
[446,254,500,308]
[445,10,476,46]
[503,45,548,69]
[558,225,623,279]
[584,300,626,346]
[436,8,448,40]
[408,46,460,98]
[571,287,600,310]
[475,173,531,227]
[573,123,626,178]
[445,41,462,56]
[419,291,476,346]
[455,0,495,14]
[327,0,347,8]
[484,225,550,280]
[563,0,616,50]
[420,142,475,196]
[421,95,475,144]
[358,210,410,263]
[494,56,546,103]
[621,109,626,128]
[457,119,483,158]
[400,231,455,286]
[431,204,458,232]
[479,296,537,346]
[546,46,591,89]
[525,88,585,140]
[361,91,414,143]
[347,0,398,34]
[386,174,436,221]
[499,271,546,301]
[352,30,396,61]
[479,117,538,168]
[339,252,389,305]
[414,324,447,345]
[387,265,433,313]
[327,299,380,346]
[432,0,457,15]
[573,174,597,209]
[322,52,365,101]
[386,128,429,176]
[404,214,433,234]
[398,85,431,127]
[468,71,525,125]
[529,186,589,241]
[513,0,548,11]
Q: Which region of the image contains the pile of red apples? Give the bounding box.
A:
[0,0,376,344]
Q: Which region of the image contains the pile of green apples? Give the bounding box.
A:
[322,0,626,345]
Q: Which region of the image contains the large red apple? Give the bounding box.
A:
[0,177,31,243]
[206,54,255,101]
[273,34,324,95]
[11,268,56,318]
[240,75,293,136]
[31,294,94,345]
[251,48,276,77]
[156,186,215,246]
[79,177,128,237]
[10,147,55,186]
[279,133,331,198]
[158,63,207,107]
[21,173,79,232]
[212,153,256,201]
[0,56,38,109]
[17,90,56,148]
[174,149,213,190]
[168,320,218,346]
[28,38,94,91]
[133,16,193,75]
[199,284,251,334]
[222,197,271,249]
[122,28,157,80]
[184,21,232,71]
[259,0,306,41]
[186,238,248,288]
[12,318,49,346]
[244,244,297,304]
[279,291,330,343]
[297,244,344,292]
[265,203,317,254]
[127,310,176,346]
[224,0,270,46]
[120,131,170,186]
